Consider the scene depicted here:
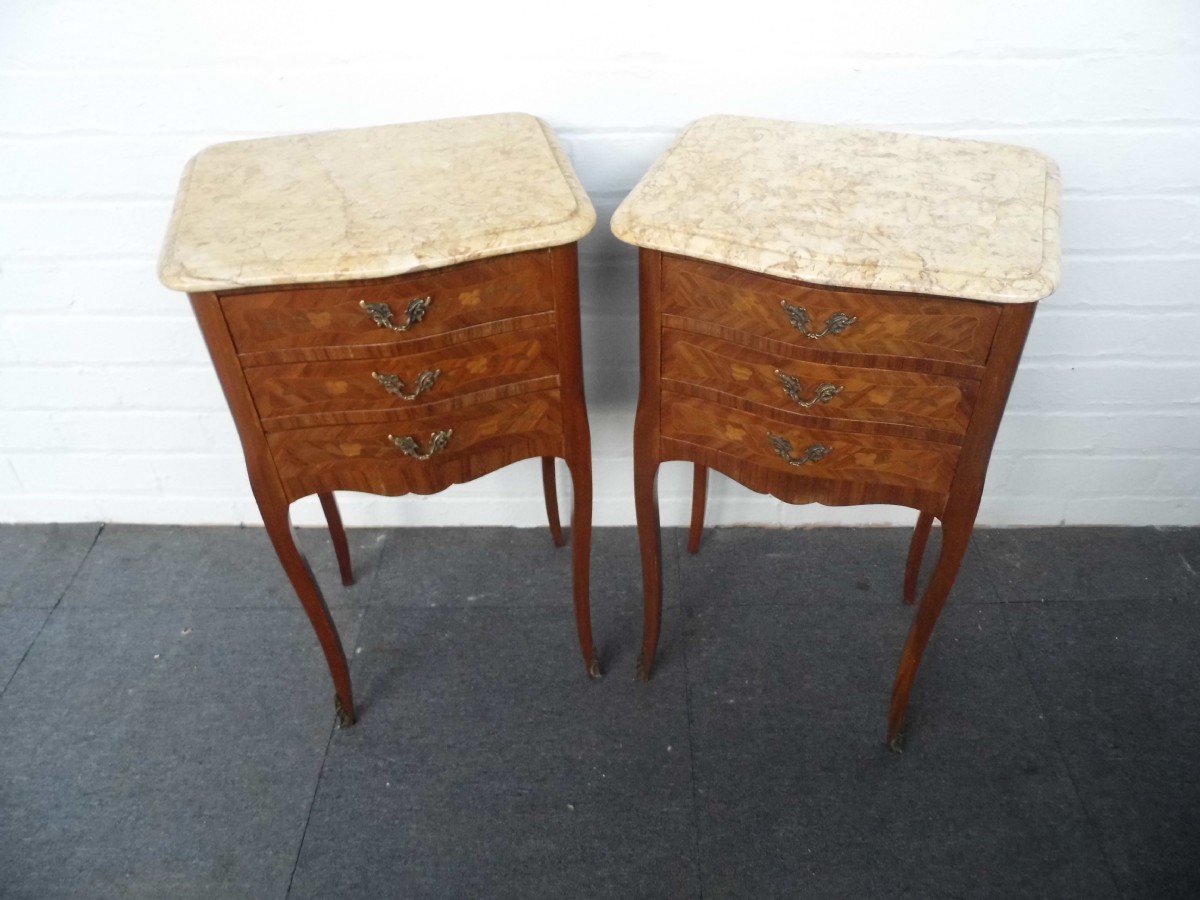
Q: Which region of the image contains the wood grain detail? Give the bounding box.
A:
[187,216,597,708]
[634,245,1040,747]
[268,390,565,502]
[661,329,977,438]
[246,327,561,429]
[221,250,555,362]
[660,391,959,502]
[661,254,1001,367]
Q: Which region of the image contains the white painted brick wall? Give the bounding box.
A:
[2,0,1198,527]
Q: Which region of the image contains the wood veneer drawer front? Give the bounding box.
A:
[268,391,564,502]
[661,330,976,437]
[661,255,1000,367]
[221,251,554,358]
[246,328,560,428]
[660,392,959,495]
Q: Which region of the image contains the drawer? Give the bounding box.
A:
[221,250,555,361]
[661,255,1000,368]
[267,390,564,502]
[660,391,959,496]
[661,330,976,439]
[246,327,560,430]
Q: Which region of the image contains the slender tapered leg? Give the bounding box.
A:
[549,243,597,679]
[903,511,935,606]
[634,249,665,681]
[887,303,1036,747]
[188,290,355,725]
[566,456,599,677]
[261,501,356,726]
[687,464,708,555]
[635,458,663,681]
[317,491,354,587]
[887,515,974,750]
[540,457,566,548]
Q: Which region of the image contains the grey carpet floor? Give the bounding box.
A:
[1,523,1197,899]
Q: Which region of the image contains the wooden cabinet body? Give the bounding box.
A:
[634,250,1036,748]
[613,116,1058,748]
[190,244,597,725]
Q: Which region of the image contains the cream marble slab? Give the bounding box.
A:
[612,116,1061,304]
[159,113,595,293]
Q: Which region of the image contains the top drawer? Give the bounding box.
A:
[220,250,555,360]
[661,255,1000,367]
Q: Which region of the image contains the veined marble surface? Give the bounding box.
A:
[159,113,595,292]
[612,116,1061,304]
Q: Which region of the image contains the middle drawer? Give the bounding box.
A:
[246,327,560,431]
[661,329,977,440]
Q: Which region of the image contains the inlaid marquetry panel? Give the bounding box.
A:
[661,330,977,439]
[221,250,554,362]
[661,255,1000,367]
[268,390,564,502]
[246,327,560,430]
[660,391,959,496]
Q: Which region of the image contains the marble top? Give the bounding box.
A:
[611,116,1061,304]
[159,113,595,292]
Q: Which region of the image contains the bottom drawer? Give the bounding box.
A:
[268,391,564,501]
[660,391,959,507]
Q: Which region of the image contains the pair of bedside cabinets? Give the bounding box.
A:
[159,113,1061,748]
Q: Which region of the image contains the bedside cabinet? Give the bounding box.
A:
[612,116,1061,748]
[159,114,599,726]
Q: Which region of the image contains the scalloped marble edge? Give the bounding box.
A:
[158,114,596,293]
[611,116,1061,305]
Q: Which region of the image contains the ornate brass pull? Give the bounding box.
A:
[388,429,452,461]
[767,432,832,467]
[359,296,432,333]
[780,301,856,339]
[774,370,843,408]
[371,369,441,401]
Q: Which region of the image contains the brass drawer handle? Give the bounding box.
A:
[388,429,452,461]
[774,370,843,408]
[372,369,441,401]
[767,432,832,467]
[780,301,856,339]
[359,296,432,332]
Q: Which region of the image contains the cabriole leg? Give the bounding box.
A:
[566,456,599,678]
[687,464,708,555]
[540,457,566,548]
[261,502,355,726]
[887,515,973,750]
[903,511,935,606]
[635,458,663,681]
[317,491,354,587]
